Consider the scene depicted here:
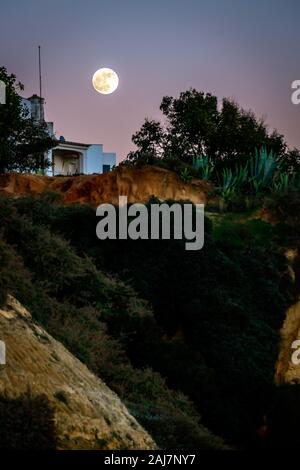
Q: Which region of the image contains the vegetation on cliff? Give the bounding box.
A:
[0,194,225,450]
[125,89,300,212]
[0,191,297,448]
[0,391,57,449]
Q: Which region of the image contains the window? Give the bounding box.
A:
[102,164,111,173]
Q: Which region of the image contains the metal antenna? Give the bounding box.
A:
[38,45,42,121]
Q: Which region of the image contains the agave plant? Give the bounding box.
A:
[249,147,278,193]
[219,168,238,200]
[272,172,291,193]
[233,163,249,190]
[272,172,300,193]
[192,155,214,180]
[179,167,192,182]
[216,163,248,200]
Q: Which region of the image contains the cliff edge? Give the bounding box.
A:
[0,166,213,205]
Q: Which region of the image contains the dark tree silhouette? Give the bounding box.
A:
[127,89,287,170]
[0,67,55,173]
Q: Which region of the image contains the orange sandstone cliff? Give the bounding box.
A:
[0,295,156,450]
[0,166,213,205]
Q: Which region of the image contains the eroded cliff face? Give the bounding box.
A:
[0,166,213,205]
[0,295,156,450]
[276,249,300,384]
[276,299,300,383]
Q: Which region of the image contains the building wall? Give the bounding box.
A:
[21,96,45,121]
[47,122,54,136]
[85,145,103,173]
[59,155,83,175]
[102,152,116,171]
[46,148,87,176]
[21,98,32,117]
[21,95,117,175]
[86,145,116,174]
[29,96,45,121]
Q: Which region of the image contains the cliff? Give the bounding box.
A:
[0,295,156,450]
[276,249,300,384]
[0,166,213,205]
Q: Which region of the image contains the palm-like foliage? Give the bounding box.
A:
[233,163,249,189]
[179,167,192,182]
[218,164,249,200]
[249,147,278,193]
[193,155,214,180]
[219,168,237,200]
[272,172,300,193]
[193,147,300,202]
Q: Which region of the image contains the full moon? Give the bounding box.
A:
[92,68,119,95]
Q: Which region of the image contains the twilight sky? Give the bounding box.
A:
[1,0,299,161]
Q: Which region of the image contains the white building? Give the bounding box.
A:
[21,94,116,176]
[48,139,116,176]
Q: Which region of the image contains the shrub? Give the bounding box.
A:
[265,384,300,448]
[0,391,57,449]
[193,155,214,180]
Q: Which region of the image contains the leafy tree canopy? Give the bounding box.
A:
[127,89,289,170]
[0,67,56,173]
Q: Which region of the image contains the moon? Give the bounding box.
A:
[92,68,119,95]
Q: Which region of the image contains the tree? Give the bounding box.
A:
[0,67,56,173]
[160,90,218,159]
[128,89,287,169]
[278,148,300,173]
[127,119,165,166]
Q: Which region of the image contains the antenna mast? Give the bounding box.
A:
[38,45,42,121]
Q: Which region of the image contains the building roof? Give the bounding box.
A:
[25,94,44,101]
[27,94,42,99]
[54,140,90,148]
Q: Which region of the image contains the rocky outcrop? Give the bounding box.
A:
[0,166,213,205]
[0,295,156,450]
[276,249,300,384]
[276,298,300,383]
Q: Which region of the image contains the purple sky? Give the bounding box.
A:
[1,0,299,162]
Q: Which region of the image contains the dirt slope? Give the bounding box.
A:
[0,166,213,205]
[0,295,156,450]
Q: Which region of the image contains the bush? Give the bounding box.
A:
[0,391,57,449]
[265,384,300,448]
